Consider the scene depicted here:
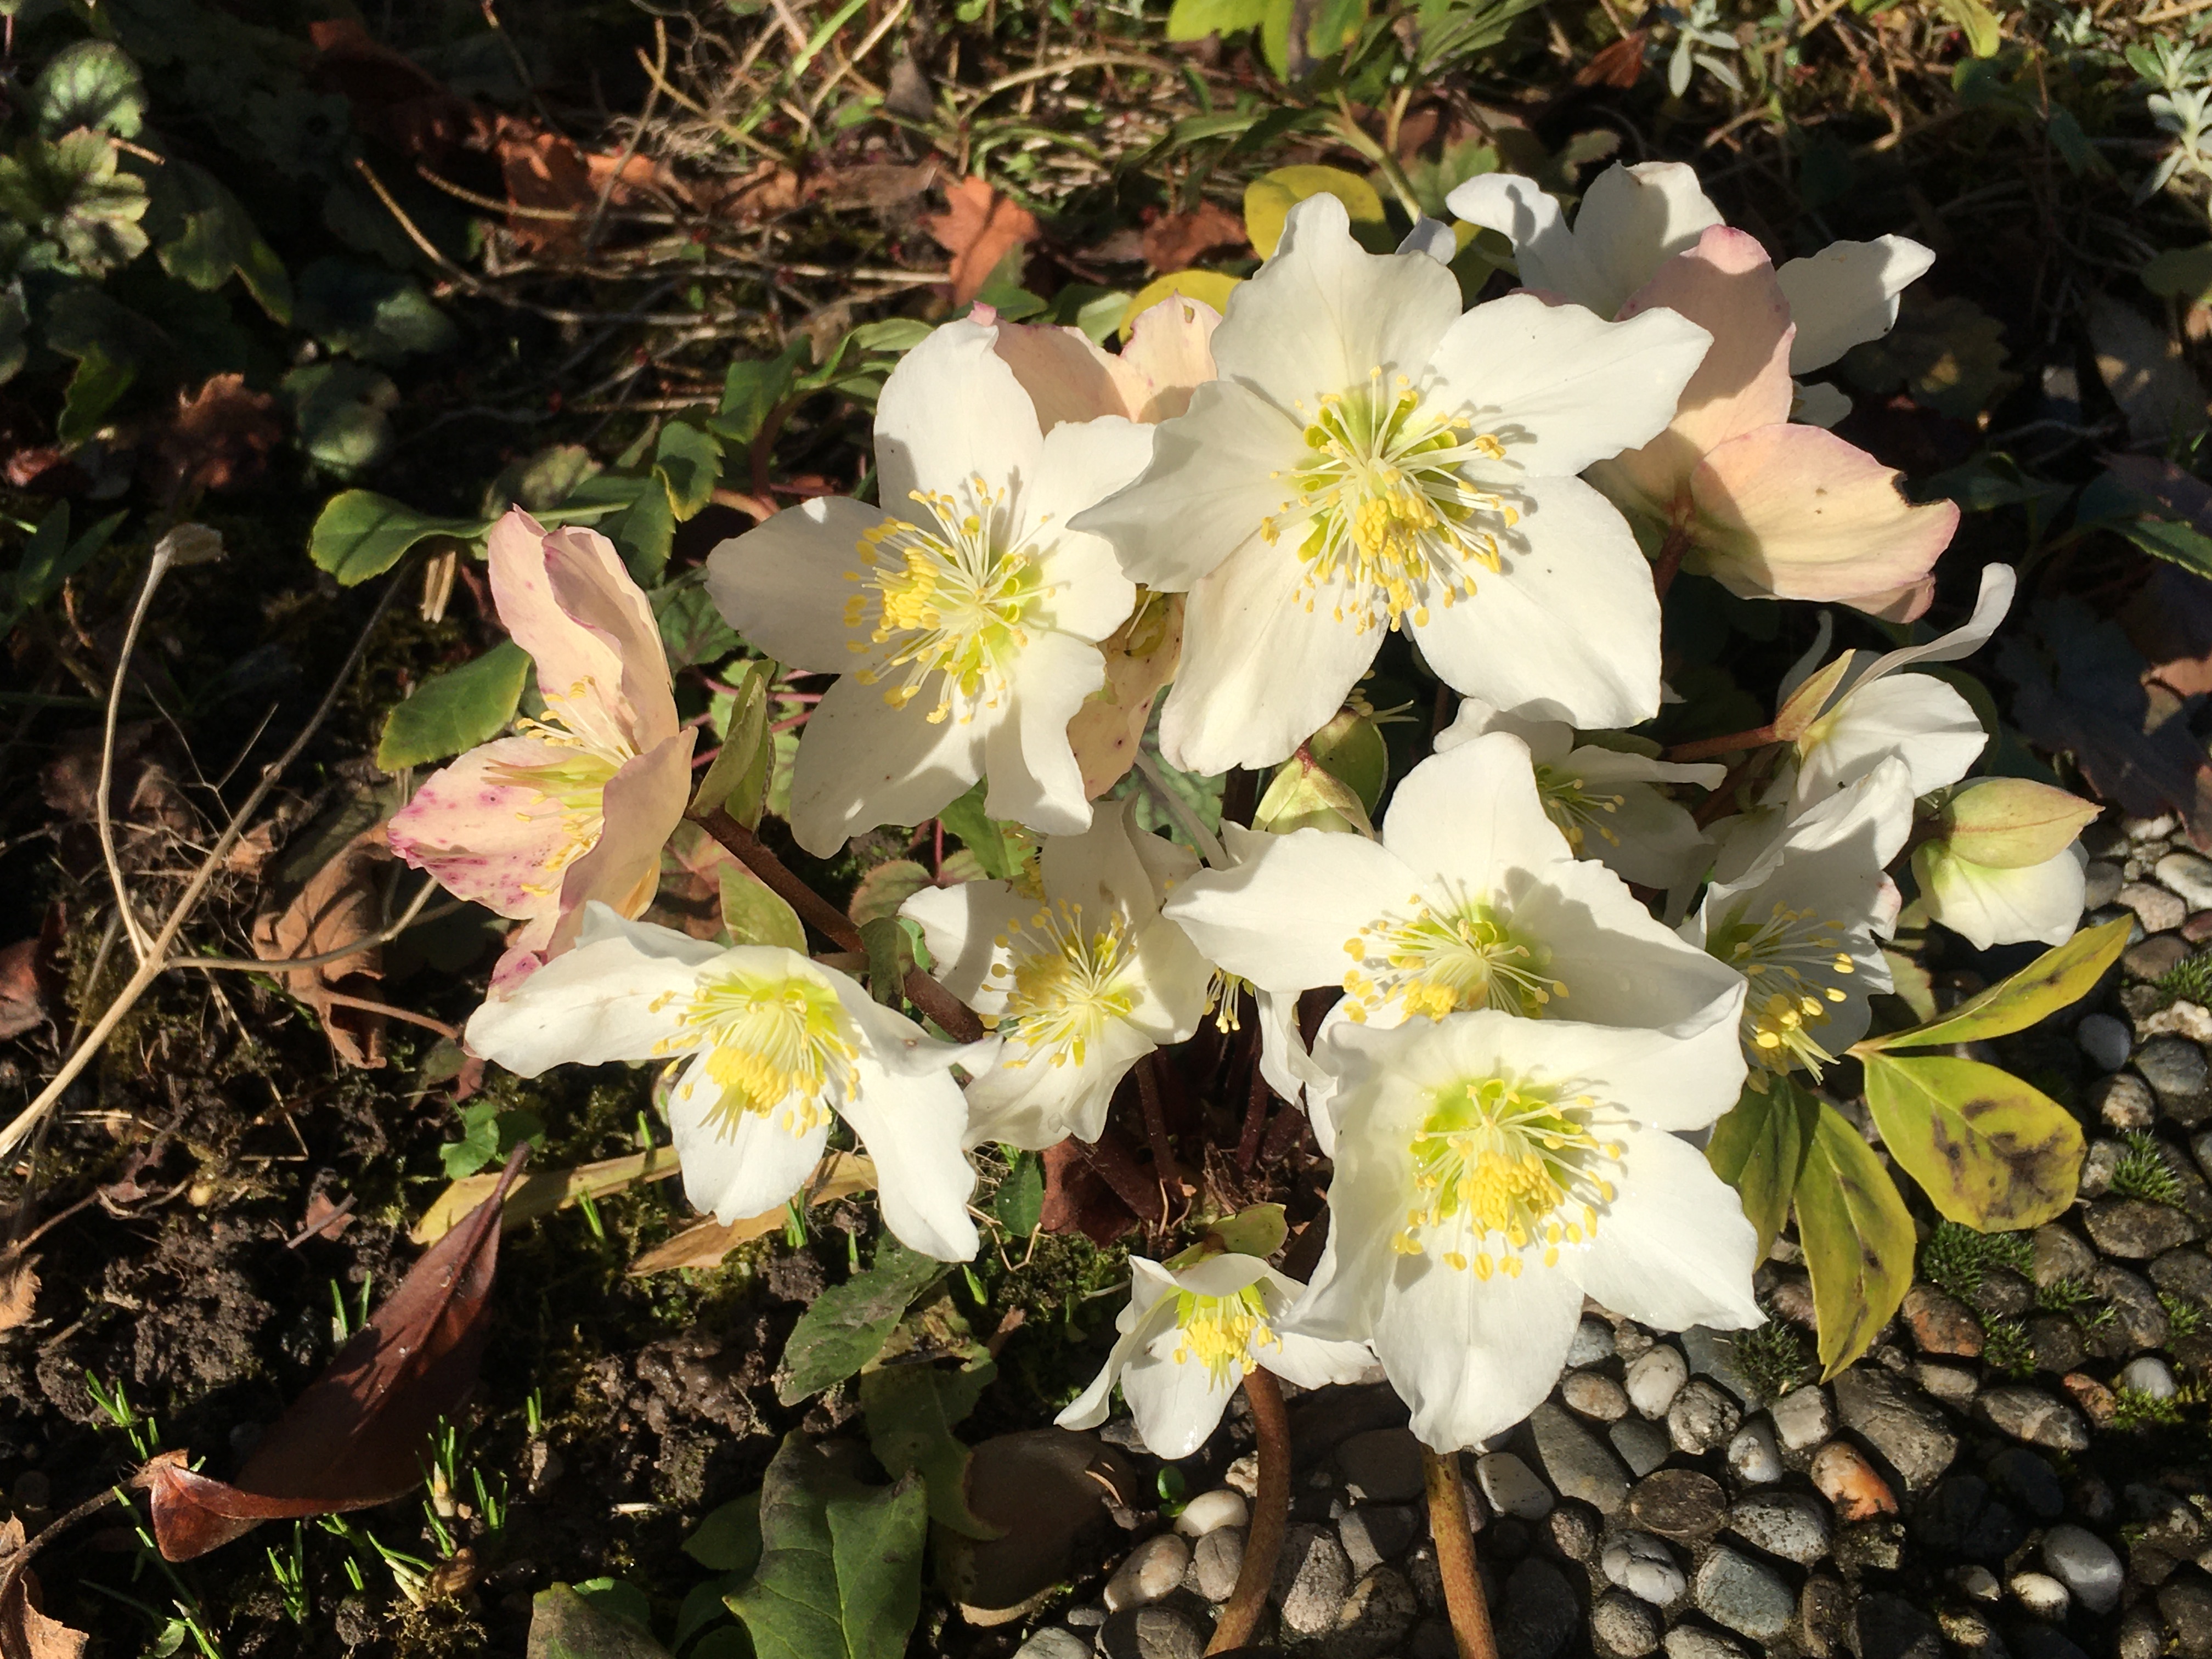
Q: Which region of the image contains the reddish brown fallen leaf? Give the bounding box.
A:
[1037,1139,1139,1246]
[307,19,492,166]
[290,1191,356,1248]
[0,905,67,1043]
[151,375,284,500]
[928,176,1039,308]
[2,448,84,495]
[251,826,392,1069]
[136,1147,526,1561]
[0,1259,37,1334]
[1141,203,1246,273]
[1577,31,1649,86]
[0,1519,87,1659]
[495,116,690,253]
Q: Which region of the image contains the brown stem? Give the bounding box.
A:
[1206,1366,1289,1654]
[1664,723,1779,765]
[1423,1446,1499,1659]
[699,809,865,951]
[1651,522,1693,603]
[1235,1040,1271,1172]
[1134,1055,1182,1218]
[902,966,983,1043]
[1075,1130,1167,1225]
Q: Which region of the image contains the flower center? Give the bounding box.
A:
[1342,891,1566,1023]
[1170,1282,1278,1387]
[1261,372,1516,636]
[1707,899,1855,1080]
[485,737,629,899]
[985,901,1139,1067]
[657,967,859,1136]
[1395,1075,1619,1276]
[1535,764,1627,853]
[843,481,1045,724]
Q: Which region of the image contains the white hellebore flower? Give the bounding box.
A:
[1164,732,1747,1148]
[1447,160,1933,424]
[1690,762,1914,1084]
[707,317,1155,855]
[1915,842,2089,951]
[1290,1011,1761,1452]
[1438,698,1725,890]
[901,802,1214,1150]
[465,903,996,1260]
[1070,193,1713,772]
[1057,1252,1373,1458]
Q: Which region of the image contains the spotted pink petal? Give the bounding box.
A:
[385,734,584,922]
[544,727,697,960]
[1685,422,1958,612]
[542,523,679,748]
[989,315,1126,431]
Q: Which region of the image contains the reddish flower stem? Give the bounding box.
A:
[1423,1446,1499,1659]
[1651,522,1693,603]
[1206,1365,1289,1654]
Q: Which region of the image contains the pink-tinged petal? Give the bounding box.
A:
[1612,228,1797,508]
[386,734,581,921]
[992,319,1131,428]
[1114,294,1220,422]
[546,727,698,958]
[1686,423,1959,612]
[487,510,627,723]
[541,522,678,748]
[1858,576,1937,623]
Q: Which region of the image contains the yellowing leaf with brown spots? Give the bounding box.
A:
[1860,1052,2083,1232]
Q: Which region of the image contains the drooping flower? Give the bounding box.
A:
[1058,1251,1373,1458]
[1437,698,1724,890]
[706,317,1155,855]
[1448,165,1954,621]
[1069,193,1713,772]
[388,510,696,991]
[1689,761,1914,1084]
[1163,732,1747,1146]
[1910,775,2097,950]
[901,802,1214,1150]
[1286,1009,1761,1452]
[465,904,995,1260]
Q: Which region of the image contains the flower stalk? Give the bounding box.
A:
[1205,1365,1289,1655]
[1423,1446,1499,1659]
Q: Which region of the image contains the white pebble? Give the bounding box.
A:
[1476,1452,1554,1521]
[1768,1386,1831,1451]
[2041,1524,2124,1615]
[1601,1531,1687,1606]
[1103,1533,1190,1612]
[1626,1346,1688,1419]
[1174,1488,1249,1538]
[2009,1572,2071,1621]
[1725,1417,1782,1486]
[2119,1356,2179,1400]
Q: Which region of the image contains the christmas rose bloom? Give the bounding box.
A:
[1911,775,2096,950]
[387,510,695,991]
[1058,1251,1373,1458]
[901,802,1213,1150]
[1071,193,1713,772]
[1449,164,1954,621]
[466,905,995,1260]
[1163,732,1746,1147]
[707,316,1154,855]
[1438,698,1724,890]
[1287,1009,1761,1452]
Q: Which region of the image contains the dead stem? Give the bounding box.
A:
[1424,1446,1500,1659]
[1206,1365,1289,1654]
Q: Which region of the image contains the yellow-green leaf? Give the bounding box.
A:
[1852,915,2128,1051]
[1706,1075,1819,1262]
[1252,748,1375,836]
[411,1146,682,1244]
[723,863,806,952]
[1860,1052,2083,1231]
[1936,0,2002,55]
[1795,1103,1915,1379]
[1242,165,1385,259]
[694,661,774,827]
[1118,269,1242,340]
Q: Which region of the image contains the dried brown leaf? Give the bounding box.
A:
[1577,32,1649,87]
[250,825,392,1069]
[0,1260,37,1334]
[0,1518,86,1659]
[928,177,1039,308]
[136,1148,526,1561]
[307,19,492,165]
[807,162,938,211]
[151,375,284,500]
[295,1192,355,1246]
[1140,203,1245,273]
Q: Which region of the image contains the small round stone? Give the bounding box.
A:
[2120,1355,2180,1398]
[1692,1545,1795,1640]
[1193,1528,1243,1602]
[2040,1523,2123,1615]
[1600,1531,1685,1606]
[2079,1013,2134,1072]
[1272,1525,1351,1638]
[1953,1565,2001,1602]
[2009,1571,2071,1621]
[1768,1386,1831,1452]
[1810,1440,1897,1520]
[2094,1073,2157,1130]
[1568,1316,1618,1367]
[2137,1036,2209,1101]
[1563,1370,1630,1422]
[1725,1417,1782,1487]
[1592,1590,1661,1657]
[1174,1488,1248,1538]
[1667,1379,1741,1455]
[1014,1629,1091,1659]
[1475,1452,1553,1521]
[1729,1492,1832,1564]
[2159,850,2212,910]
[1661,1629,1747,1659]
[1626,1346,1688,1418]
[1104,1533,1191,1612]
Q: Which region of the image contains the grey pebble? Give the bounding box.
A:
[1272,1525,1352,1637]
[1833,1368,1958,1491]
[1600,1530,1686,1606]
[1608,1418,1671,1479]
[2094,1071,2157,1130]
[2120,881,2186,933]
[2120,1353,2179,1396]
[1104,1534,1190,1612]
[2158,851,2212,910]
[1015,1630,1091,1659]
[2087,1195,2202,1257]
[1729,1491,1832,1564]
[1530,1402,1630,1515]
[1980,1386,2091,1451]
[1498,1558,1578,1659]
[1562,1370,1630,1421]
[2031,1223,2098,1287]
[2010,1571,2071,1621]
[1988,1448,2065,1521]
[1567,1317,1617,1367]
[1626,1346,1688,1418]
[1334,1427,1426,1504]
[1667,1379,1741,1455]
[1725,1417,1782,1486]
[1322,1567,1418,1659]
[2039,1523,2123,1615]
[1692,1546,1795,1641]
[2136,1035,2209,1100]
[1661,1629,1747,1659]
[1338,1504,1417,1575]
[1591,1590,1661,1657]
[1916,1362,1980,1408]
[1193,1528,1242,1602]
[2079,1010,2135,1070]
[1767,1386,1830,1451]
[2084,859,2123,909]
[1097,1595,1210,1659]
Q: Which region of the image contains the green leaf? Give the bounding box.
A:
[992,1151,1043,1237]
[1860,1052,2084,1231]
[2114,514,2212,579]
[653,578,743,671]
[36,41,147,139]
[685,1491,765,1574]
[1854,916,2129,1051]
[939,782,1030,881]
[654,421,723,521]
[295,257,455,361]
[726,1437,928,1659]
[850,860,931,927]
[720,864,807,953]
[1,503,123,631]
[1166,0,1272,37]
[0,132,149,276]
[0,286,27,387]
[778,1244,945,1404]
[1794,1102,1915,1379]
[710,340,810,447]
[57,341,133,445]
[149,159,293,323]
[697,661,774,828]
[283,361,399,473]
[376,640,532,770]
[1306,709,1389,812]
[562,473,675,584]
[1707,1076,1821,1263]
[859,913,916,1009]
[439,1099,544,1180]
[1253,749,1375,836]
[528,1585,673,1659]
[309,490,493,586]
[859,1362,999,1536]
[2146,243,2212,309]
[1934,0,2002,55]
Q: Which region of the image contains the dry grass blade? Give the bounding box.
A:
[628,1150,876,1273]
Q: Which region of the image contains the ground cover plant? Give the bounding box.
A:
[2,0,2211,1655]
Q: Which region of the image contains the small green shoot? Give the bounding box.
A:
[266,1523,308,1624]
[473,1466,509,1532]
[2111,1132,2186,1206]
[1920,1220,2033,1302]
[2155,951,2212,1006]
[2162,1290,2204,1338]
[86,1373,159,1459]
[1733,1320,1812,1403]
[2112,1386,2186,1430]
[525,1387,546,1436]
[577,1189,606,1240]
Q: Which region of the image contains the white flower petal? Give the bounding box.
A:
[1797,672,1985,808]
[1919,843,2087,950]
[836,1056,980,1260]
[1163,830,1418,995]
[900,881,1025,1013]
[464,918,711,1074]
[874,317,1045,514]
[1381,732,1571,893]
[1057,1283,1180,1431]
[1124,1336,1240,1459]
[668,1055,833,1226]
[1444,173,1604,311]
[785,674,989,856]
[1567,162,1727,320]
[1513,857,1750,1033]
[1775,236,1936,374]
[1407,475,1662,729]
[1373,1252,1584,1452]
[964,1017,1155,1149]
[705,496,889,674]
[1569,1127,1764,1329]
[983,628,1104,836]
